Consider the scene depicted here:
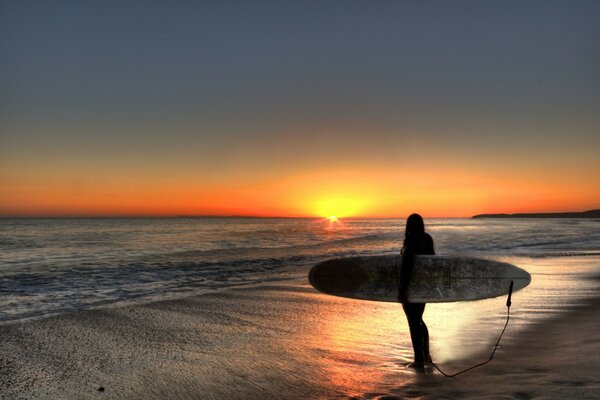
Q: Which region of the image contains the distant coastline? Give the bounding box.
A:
[472,209,600,219]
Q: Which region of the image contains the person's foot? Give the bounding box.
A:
[405,361,425,370]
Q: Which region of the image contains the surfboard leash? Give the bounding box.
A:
[430,281,514,377]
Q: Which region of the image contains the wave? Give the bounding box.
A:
[149,231,403,262]
[522,251,600,258]
[0,243,399,324]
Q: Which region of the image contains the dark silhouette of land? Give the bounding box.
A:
[472,209,600,219]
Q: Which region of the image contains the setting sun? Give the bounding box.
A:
[309,195,370,219]
[328,215,339,222]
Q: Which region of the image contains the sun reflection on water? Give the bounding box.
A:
[314,297,409,397]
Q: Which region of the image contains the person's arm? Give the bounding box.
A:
[398,242,415,303]
[427,233,435,255]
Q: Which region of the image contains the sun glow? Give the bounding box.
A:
[2,163,597,218]
[311,196,367,219]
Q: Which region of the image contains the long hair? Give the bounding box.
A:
[404,213,425,246]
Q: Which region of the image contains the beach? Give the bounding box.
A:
[1,273,598,399]
[1,218,599,399]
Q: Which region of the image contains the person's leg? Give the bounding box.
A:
[411,303,430,361]
[415,303,431,362]
[402,303,424,366]
[421,320,431,362]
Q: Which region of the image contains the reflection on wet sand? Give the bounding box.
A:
[304,287,524,398]
[305,294,435,398]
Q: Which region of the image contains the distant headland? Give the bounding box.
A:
[472,209,600,219]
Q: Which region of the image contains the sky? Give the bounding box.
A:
[1,1,599,218]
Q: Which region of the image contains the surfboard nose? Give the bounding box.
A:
[509,264,532,292]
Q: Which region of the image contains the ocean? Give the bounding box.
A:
[1,217,599,327]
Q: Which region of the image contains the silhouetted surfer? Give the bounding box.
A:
[399,213,434,369]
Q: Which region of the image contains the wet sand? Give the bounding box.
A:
[437,294,600,400]
[0,279,599,399]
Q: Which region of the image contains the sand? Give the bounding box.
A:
[0,280,599,399]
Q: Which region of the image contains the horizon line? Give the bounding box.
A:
[0,215,468,219]
[1,208,598,220]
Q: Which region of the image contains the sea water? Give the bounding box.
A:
[0,217,599,325]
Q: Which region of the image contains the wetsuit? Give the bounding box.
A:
[399,232,434,364]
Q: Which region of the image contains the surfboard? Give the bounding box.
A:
[308,255,531,303]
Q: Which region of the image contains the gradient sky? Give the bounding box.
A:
[1,1,599,217]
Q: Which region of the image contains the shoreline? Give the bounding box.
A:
[0,277,599,399]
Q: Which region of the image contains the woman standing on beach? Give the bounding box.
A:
[398,213,434,369]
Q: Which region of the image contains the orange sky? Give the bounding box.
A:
[2,162,598,218]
